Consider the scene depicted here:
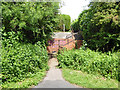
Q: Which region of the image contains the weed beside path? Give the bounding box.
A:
[2,70,46,88]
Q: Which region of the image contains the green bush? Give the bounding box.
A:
[1,2,60,84]
[2,42,49,83]
[2,2,60,44]
[57,49,119,81]
[73,2,120,52]
[57,14,71,31]
[71,19,79,32]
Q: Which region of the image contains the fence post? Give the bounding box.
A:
[63,24,65,32]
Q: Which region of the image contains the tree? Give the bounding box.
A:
[71,19,79,32]
[2,2,60,46]
[57,14,71,31]
[77,2,120,52]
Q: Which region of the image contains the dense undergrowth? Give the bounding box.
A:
[2,70,46,88]
[2,42,49,83]
[1,2,60,86]
[57,48,120,81]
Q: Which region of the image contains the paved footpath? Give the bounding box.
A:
[33,58,83,88]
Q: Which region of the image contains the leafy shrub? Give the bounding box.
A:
[57,14,71,31]
[72,2,120,52]
[57,49,119,81]
[2,2,60,44]
[71,19,79,32]
[1,2,60,84]
[2,42,49,83]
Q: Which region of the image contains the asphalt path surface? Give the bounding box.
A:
[33,58,81,88]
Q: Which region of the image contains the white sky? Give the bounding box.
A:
[59,0,90,22]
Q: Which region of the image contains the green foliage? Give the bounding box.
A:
[2,2,60,84]
[57,14,71,31]
[2,2,60,44]
[76,2,120,52]
[57,49,119,81]
[2,70,46,88]
[71,19,79,32]
[1,41,49,84]
[2,42,49,83]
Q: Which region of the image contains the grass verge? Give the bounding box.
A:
[62,68,118,88]
[1,70,46,88]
